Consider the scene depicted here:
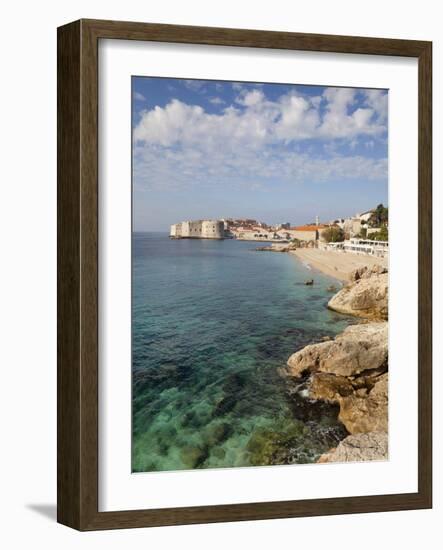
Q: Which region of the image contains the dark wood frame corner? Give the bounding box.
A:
[57,18,432,531]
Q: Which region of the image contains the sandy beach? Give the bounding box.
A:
[290,248,388,282]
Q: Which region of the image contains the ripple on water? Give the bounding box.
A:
[132,234,354,472]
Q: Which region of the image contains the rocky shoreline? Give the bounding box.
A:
[281,263,389,464]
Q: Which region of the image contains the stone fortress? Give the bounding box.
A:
[169,209,388,259]
[170,219,225,239]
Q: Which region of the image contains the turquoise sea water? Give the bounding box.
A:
[132,233,353,472]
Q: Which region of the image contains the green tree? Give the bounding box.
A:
[321,226,345,243]
[368,204,389,227]
[370,226,388,241]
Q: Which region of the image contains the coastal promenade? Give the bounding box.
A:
[290,248,388,282]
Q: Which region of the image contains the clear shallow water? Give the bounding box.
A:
[132,233,353,472]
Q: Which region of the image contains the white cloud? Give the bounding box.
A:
[133,86,388,191]
[134,140,387,193]
[183,80,206,92]
[135,87,387,149]
[310,95,322,108]
[364,89,388,123]
[134,99,268,149]
[133,91,146,101]
[317,88,385,139]
[235,89,265,106]
[209,96,225,105]
[274,94,320,140]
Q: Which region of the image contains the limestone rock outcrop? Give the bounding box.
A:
[328,272,388,320]
[285,322,388,379]
[317,431,388,463]
[349,264,388,282]
[337,373,388,434]
[283,263,389,463]
[283,322,388,438]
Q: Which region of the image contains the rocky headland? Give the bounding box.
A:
[282,263,389,464]
[328,264,388,320]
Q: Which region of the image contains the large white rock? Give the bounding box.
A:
[337,373,388,434]
[328,273,388,320]
[318,432,388,463]
[286,322,388,378]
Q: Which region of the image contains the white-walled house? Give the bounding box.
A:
[325,238,388,258]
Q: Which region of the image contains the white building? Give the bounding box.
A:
[326,238,388,258]
[170,219,225,239]
[358,210,374,223]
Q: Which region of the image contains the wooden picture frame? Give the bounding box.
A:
[57,18,432,530]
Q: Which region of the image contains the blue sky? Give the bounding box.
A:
[132,77,388,231]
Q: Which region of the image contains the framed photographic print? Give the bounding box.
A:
[57,19,432,530]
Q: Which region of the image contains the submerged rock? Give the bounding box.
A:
[212,395,237,417]
[212,446,226,460]
[180,445,209,469]
[204,422,233,446]
[245,421,329,466]
[256,244,291,252]
[328,272,388,320]
[317,432,388,463]
[222,372,247,394]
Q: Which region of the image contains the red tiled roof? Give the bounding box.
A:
[290,225,327,231]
